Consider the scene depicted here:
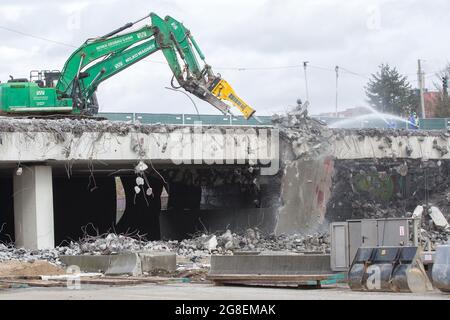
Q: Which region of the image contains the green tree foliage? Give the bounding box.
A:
[365,64,417,116]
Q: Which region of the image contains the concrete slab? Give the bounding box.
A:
[60,251,176,276]
[138,252,176,273]
[106,253,142,276]
[209,254,333,276]
[60,255,111,273]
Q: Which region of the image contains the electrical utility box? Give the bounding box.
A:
[330,218,420,271]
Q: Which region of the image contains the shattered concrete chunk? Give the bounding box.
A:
[430,206,450,230]
[412,205,424,219]
[396,163,409,176]
[203,235,218,252]
[135,161,148,173]
[136,177,145,186]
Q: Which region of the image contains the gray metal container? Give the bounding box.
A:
[432,245,450,292]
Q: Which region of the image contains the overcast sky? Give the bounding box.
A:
[0,0,448,116]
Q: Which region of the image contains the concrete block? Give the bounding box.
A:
[106,253,142,276]
[430,206,450,229]
[210,254,332,276]
[138,252,176,272]
[60,255,111,273]
[60,251,177,276]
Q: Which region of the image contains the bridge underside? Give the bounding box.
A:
[0,165,279,247]
[1,118,450,249]
[0,119,279,248]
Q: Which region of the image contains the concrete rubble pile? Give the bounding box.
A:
[272,106,450,248]
[0,117,169,135]
[0,243,61,264]
[272,104,334,160]
[0,117,179,150]
[0,229,330,265]
[184,229,330,256]
[327,158,450,247]
[415,206,450,248]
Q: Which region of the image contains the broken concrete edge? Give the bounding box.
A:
[0,118,273,134]
[59,251,176,276]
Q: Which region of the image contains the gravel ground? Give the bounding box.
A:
[0,283,448,300]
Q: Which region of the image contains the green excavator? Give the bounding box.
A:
[0,13,256,120]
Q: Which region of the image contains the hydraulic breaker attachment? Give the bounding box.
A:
[209,78,256,120]
[432,245,450,292]
[348,246,432,293]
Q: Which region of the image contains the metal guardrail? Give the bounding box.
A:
[99,112,273,126]
[315,116,449,130]
[98,113,450,130]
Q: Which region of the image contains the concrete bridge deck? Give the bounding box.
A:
[1,118,449,249]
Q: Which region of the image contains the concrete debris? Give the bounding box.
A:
[202,235,218,252]
[0,117,170,135]
[0,244,61,264]
[429,206,450,230]
[136,177,145,186]
[272,107,334,161]
[336,128,436,138]
[328,159,450,220]
[0,229,330,266]
[412,205,424,219]
[135,161,148,173]
[325,158,450,248]
[421,229,449,248]
[433,139,449,156]
[395,163,409,177]
[15,167,23,176]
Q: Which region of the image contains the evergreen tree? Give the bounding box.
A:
[365,64,417,116]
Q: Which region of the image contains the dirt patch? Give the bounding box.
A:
[0,260,65,277]
[148,268,209,282]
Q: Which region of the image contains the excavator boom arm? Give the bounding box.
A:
[80,39,160,100]
[54,13,256,119]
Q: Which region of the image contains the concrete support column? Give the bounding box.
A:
[13,166,54,249]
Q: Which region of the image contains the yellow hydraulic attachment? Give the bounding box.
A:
[209,78,256,120]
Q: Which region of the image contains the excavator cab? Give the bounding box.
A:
[30,70,61,88]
